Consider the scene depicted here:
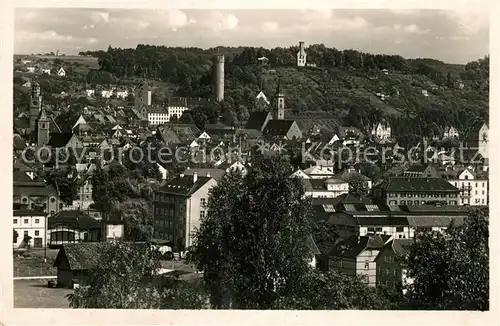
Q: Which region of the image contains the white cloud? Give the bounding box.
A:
[165,9,189,28]
[261,21,279,32]
[404,24,430,34]
[299,9,333,21]
[90,11,110,24]
[207,12,239,31]
[82,24,95,30]
[445,9,489,35]
[19,30,73,42]
[87,37,98,44]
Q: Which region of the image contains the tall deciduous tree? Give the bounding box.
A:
[190,156,315,309]
[67,241,209,309]
[405,207,489,310]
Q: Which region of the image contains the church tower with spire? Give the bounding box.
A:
[273,79,285,120]
[36,108,50,147]
[29,79,42,133]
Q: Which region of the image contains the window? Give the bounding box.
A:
[393,269,398,277]
[367,227,375,233]
[50,197,56,203]
[35,231,39,236]
[14,219,18,224]
[400,200,406,205]
[396,226,404,232]
[50,210,55,215]
[482,190,485,195]
[24,231,28,236]
[24,219,28,224]
[200,198,206,207]
[375,227,383,232]
[200,211,206,219]
[35,219,39,224]
[364,262,369,269]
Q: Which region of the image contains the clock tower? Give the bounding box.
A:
[29,80,42,134]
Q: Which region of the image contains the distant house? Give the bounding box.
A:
[115,89,128,99]
[101,89,114,98]
[57,67,66,77]
[255,91,270,104]
[141,106,169,125]
[41,68,51,75]
[26,66,36,73]
[302,178,349,198]
[443,126,459,139]
[421,90,428,97]
[22,80,31,88]
[85,89,95,97]
[371,122,391,140]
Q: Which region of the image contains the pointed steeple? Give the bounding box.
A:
[38,107,49,121]
[276,78,282,95]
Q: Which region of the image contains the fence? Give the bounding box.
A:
[13,266,57,278]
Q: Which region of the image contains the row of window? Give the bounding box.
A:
[367,226,405,233]
[388,200,457,205]
[453,181,486,187]
[14,218,41,224]
[388,193,456,198]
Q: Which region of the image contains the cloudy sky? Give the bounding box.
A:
[14,8,489,64]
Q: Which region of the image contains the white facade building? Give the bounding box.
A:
[13,211,47,249]
[448,168,488,206]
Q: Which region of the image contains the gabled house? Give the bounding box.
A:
[331,234,392,286]
[57,67,66,77]
[262,120,302,140]
[245,111,272,132]
[47,133,83,149]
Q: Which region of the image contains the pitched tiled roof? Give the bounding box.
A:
[48,210,101,230]
[157,175,213,196]
[383,177,459,192]
[391,239,413,255]
[245,111,270,131]
[14,209,46,216]
[339,234,388,258]
[48,133,73,148]
[53,243,105,270]
[183,168,226,181]
[263,120,295,136]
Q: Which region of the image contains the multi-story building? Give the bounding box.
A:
[315,195,468,240]
[331,234,392,286]
[372,177,460,206]
[141,106,169,125]
[464,121,489,159]
[375,238,414,292]
[13,209,47,248]
[447,168,488,206]
[302,178,349,198]
[153,173,217,251]
[13,171,64,215]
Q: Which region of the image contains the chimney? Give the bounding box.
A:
[193,172,198,183]
[206,172,211,177]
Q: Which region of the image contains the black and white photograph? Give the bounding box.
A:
[5,2,495,320]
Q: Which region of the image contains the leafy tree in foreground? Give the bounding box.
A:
[67,241,209,309]
[190,156,314,309]
[279,269,393,309]
[405,207,489,310]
